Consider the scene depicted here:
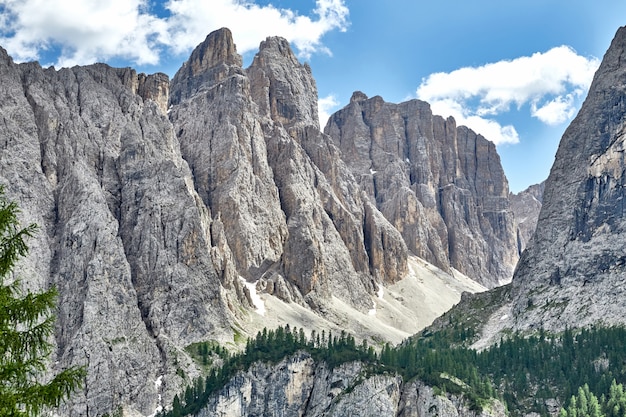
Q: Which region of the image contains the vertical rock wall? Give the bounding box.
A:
[325,94,518,287]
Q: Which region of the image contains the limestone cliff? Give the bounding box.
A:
[0,28,410,416]
[169,28,408,313]
[196,352,506,417]
[454,26,626,348]
[509,182,544,256]
[325,94,518,287]
[508,25,626,331]
[0,50,235,415]
[0,26,525,416]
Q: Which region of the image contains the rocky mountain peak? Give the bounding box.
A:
[248,36,319,129]
[258,36,300,65]
[325,95,518,287]
[169,27,244,105]
[0,25,536,415]
[0,45,13,66]
[191,27,242,73]
[350,90,368,104]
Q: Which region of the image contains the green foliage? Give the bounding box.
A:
[185,341,229,368]
[475,327,626,415]
[0,186,85,416]
[560,380,626,417]
[158,325,376,417]
[159,306,626,417]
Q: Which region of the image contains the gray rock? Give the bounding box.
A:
[196,353,506,417]
[509,182,544,256]
[325,94,518,287]
[0,49,236,416]
[508,25,626,332]
[0,24,528,415]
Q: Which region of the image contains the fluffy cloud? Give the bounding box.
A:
[0,0,168,66]
[0,0,349,67]
[164,0,349,58]
[318,94,340,128]
[417,46,600,145]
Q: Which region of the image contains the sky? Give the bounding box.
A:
[1,1,624,192]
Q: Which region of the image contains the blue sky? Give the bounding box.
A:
[1,1,624,192]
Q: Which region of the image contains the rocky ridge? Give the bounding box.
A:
[509,182,544,256]
[325,94,519,287]
[508,25,626,332]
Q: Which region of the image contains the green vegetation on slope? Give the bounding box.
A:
[161,322,626,417]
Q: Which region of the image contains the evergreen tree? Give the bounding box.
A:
[0,187,85,416]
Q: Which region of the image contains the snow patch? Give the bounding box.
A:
[368,299,377,316]
[370,168,378,174]
[500,314,508,321]
[148,375,164,417]
[240,277,266,316]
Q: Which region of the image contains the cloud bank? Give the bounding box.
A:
[0,0,349,67]
[416,46,600,145]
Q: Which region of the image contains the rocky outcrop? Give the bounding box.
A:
[197,352,506,417]
[169,28,408,314]
[0,50,238,415]
[509,182,544,256]
[0,25,531,415]
[506,26,626,332]
[325,94,518,287]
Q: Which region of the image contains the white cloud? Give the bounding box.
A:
[429,99,520,144]
[318,94,340,128]
[164,0,349,59]
[0,0,349,67]
[0,0,168,67]
[416,46,600,145]
[530,93,578,125]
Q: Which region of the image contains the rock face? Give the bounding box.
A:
[506,26,626,332]
[0,50,235,416]
[169,28,409,313]
[325,94,519,287]
[197,352,506,417]
[509,182,544,255]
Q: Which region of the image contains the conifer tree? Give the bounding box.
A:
[0,187,85,416]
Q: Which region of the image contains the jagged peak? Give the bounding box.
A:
[189,27,242,74]
[247,35,319,129]
[350,91,368,104]
[256,36,299,66]
[169,27,245,105]
[0,45,14,67]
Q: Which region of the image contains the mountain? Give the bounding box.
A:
[325,93,519,287]
[508,25,626,332]
[509,182,544,255]
[0,27,528,416]
[445,25,626,347]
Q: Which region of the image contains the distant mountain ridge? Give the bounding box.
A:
[326,92,520,287]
